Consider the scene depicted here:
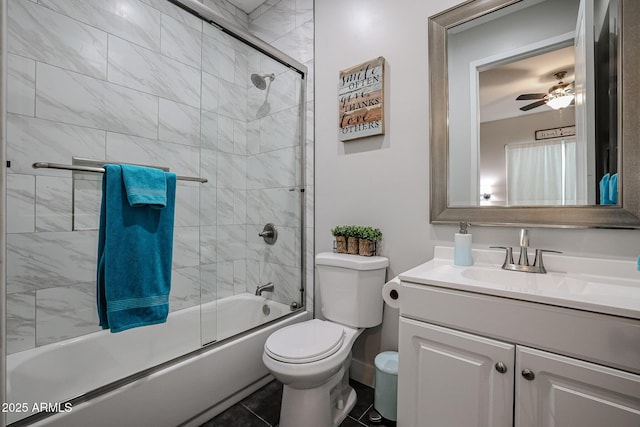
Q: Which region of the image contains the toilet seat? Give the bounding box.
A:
[265,319,345,364]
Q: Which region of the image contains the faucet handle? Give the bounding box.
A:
[533,249,563,273]
[490,246,514,268]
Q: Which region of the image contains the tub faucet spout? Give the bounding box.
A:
[255,282,274,296]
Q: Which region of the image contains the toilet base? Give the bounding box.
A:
[333,385,357,426]
[279,367,357,427]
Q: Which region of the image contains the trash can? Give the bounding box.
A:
[374,351,398,421]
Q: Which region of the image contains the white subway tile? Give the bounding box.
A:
[36,176,73,232]
[247,147,298,190]
[140,0,202,31]
[9,0,107,79]
[217,225,246,261]
[39,0,161,51]
[6,114,106,177]
[161,14,202,69]
[200,226,217,264]
[7,54,35,116]
[159,98,201,147]
[7,174,35,233]
[201,110,219,151]
[172,226,200,269]
[170,266,201,311]
[6,292,36,354]
[36,63,158,139]
[6,231,98,294]
[106,132,200,177]
[175,183,200,227]
[108,35,201,108]
[35,283,100,346]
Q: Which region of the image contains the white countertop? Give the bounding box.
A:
[398,247,640,319]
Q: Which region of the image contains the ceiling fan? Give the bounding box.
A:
[516,71,575,111]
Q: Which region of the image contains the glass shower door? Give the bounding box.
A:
[199,22,306,346]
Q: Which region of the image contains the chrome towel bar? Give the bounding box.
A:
[32,161,208,183]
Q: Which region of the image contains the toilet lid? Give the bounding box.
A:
[265,319,345,364]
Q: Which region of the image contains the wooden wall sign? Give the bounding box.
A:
[338,57,385,141]
[535,125,576,140]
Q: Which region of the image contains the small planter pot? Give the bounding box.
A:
[347,237,360,254]
[359,239,376,257]
[335,236,347,253]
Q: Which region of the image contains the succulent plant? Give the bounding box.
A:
[361,226,382,242]
[333,225,382,241]
[331,225,348,237]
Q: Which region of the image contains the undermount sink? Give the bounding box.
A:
[398,247,640,319]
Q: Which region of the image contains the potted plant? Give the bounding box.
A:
[346,225,363,255]
[331,225,348,253]
[359,227,382,256]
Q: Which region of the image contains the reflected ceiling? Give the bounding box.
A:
[479,46,575,123]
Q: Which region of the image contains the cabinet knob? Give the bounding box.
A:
[521,368,535,381]
[495,362,508,374]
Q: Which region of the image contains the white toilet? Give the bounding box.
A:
[262,252,389,427]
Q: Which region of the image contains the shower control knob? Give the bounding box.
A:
[495,362,508,374]
[259,223,278,245]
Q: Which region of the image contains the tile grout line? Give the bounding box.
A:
[346,414,369,426]
[357,403,374,422]
[240,402,273,426]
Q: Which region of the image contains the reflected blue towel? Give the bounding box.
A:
[97,164,176,333]
[599,173,611,205]
[609,173,619,204]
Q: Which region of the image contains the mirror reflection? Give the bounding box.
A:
[447,0,618,207]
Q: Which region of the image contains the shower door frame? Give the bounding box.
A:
[1,0,8,425]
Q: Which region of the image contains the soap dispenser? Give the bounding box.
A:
[454,222,473,266]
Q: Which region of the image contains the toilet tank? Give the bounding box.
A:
[316,252,389,328]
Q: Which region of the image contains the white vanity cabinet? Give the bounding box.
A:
[515,346,640,427]
[398,318,514,427]
[397,279,640,427]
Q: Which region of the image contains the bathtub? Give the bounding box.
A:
[6,294,306,426]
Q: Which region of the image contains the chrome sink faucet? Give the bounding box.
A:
[491,229,561,274]
[255,282,274,296]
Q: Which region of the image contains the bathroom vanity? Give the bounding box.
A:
[396,247,640,427]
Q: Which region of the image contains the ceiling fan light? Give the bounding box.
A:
[547,93,574,110]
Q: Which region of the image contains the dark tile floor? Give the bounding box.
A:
[200,379,396,427]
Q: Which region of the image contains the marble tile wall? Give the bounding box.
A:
[5,0,311,354]
[5,0,292,355]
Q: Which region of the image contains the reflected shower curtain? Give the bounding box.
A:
[506,138,577,205]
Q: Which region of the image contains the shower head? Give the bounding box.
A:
[250,73,275,90]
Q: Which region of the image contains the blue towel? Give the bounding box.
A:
[609,173,618,204]
[97,164,176,333]
[121,164,167,208]
[599,173,611,205]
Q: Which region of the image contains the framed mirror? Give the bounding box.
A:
[429,0,640,228]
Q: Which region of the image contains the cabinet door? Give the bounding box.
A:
[398,318,514,427]
[516,346,640,427]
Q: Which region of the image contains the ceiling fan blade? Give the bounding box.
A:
[520,99,548,111]
[516,93,547,100]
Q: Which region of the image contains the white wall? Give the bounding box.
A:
[315,0,640,385]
